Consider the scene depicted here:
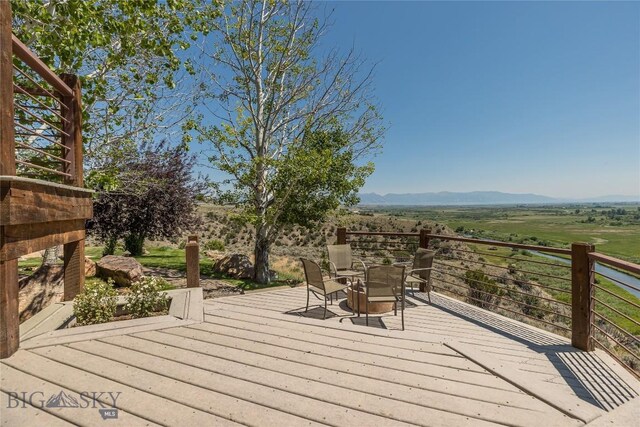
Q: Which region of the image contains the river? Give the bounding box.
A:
[529,251,640,299]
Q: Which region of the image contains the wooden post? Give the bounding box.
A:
[0,1,19,359]
[186,238,200,288]
[63,240,84,301]
[418,228,432,292]
[419,228,431,250]
[571,242,595,351]
[60,74,85,300]
[337,227,346,245]
[60,74,83,186]
[0,259,19,358]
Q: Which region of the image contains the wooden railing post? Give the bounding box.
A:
[60,74,85,301]
[571,242,595,351]
[0,0,19,359]
[60,74,83,186]
[186,235,200,288]
[418,228,432,291]
[419,228,431,249]
[337,227,347,245]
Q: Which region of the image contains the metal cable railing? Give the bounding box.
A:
[342,229,574,337]
[588,253,640,379]
[10,34,76,183]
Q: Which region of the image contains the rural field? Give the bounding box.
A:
[366,203,640,264]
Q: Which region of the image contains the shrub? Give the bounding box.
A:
[464,269,503,309]
[74,279,118,326]
[125,276,170,318]
[203,239,225,251]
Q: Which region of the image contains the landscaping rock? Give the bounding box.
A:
[18,264,64,322]
[85,257,97,277]
[201,280,244,299]
[204,250,226,262]
[213,254,254,279]
[96,255,144,286]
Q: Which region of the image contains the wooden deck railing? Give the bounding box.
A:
[1,2,92,359]
[7,34,83,185]
[337,227,640,378]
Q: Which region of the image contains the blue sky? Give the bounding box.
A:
[310,1,639,198]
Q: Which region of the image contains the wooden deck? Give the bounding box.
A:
[1,287,638,426]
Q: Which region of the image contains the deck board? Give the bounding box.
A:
[2,286,638,426]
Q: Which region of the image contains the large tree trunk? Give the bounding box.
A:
[254,224,271,284]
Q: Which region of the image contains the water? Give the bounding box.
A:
[529,250,640,299]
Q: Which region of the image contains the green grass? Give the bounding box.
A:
[377,204,640,264]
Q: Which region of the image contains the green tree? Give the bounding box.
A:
[10,0,217,170]
[189,0,383,283]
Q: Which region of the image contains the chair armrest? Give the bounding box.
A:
[328,261,338,277]
[352,259,367,272]
[406,267,434,275]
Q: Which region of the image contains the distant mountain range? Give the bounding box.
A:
[357,191,639,206]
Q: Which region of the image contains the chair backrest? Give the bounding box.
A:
[366,264,405,298]
[300,258,325,292]
[327,244,352,271]
[412,248,435,280]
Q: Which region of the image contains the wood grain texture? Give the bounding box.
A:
[572,242,595,351]
[0,259,18,358]
[1,219,85,261]
[0,1,15,176]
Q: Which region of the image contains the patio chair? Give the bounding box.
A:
[404,248,435,301]
[300,258,349,319]
[327,244,366,284]
[365,264,406,330]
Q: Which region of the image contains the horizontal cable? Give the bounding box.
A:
[14,123,68,150]
[592,270,640,294]
[12,64,59,99]
[13,103,70,137]
[593,312,640,346]
[432,281,572,332]
[435,255,572,294]
[593,297,640,328]
[449,247,571,269]
[593,284,640,311]
[591,323,640,362]
[432,272,571,319]
[433,264,572,308]
[14,84,67,122]
[592,337,640,380]
[428,233,572,255]
[15,160,71,177]
[15,142,70,164]
[347,231,419,237]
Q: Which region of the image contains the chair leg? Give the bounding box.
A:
[394,301,397,316]
[305,288,309,312]
[330,293,333,305]
[365,298,368,326]
[324,297,328,320]
[401,296,405,331]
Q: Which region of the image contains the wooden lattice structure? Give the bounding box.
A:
[0,3,92,358]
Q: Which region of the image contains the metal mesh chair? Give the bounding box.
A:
[327,244,366,281]
[300,258,349,319]
[404,248,435,301]
[365,264,406,330]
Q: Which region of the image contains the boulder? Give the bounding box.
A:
[84,257,97,277]
[213,254,254,279]
[18,264,64,322]
[204,250,226,262]
[96,255,144,286]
